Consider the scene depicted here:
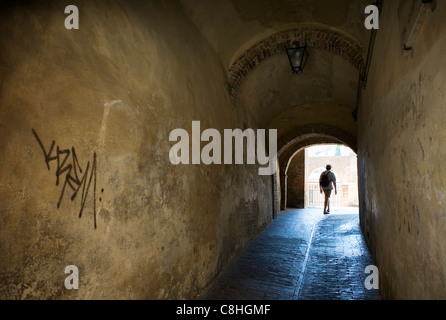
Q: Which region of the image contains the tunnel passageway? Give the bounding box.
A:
[2,0,446,300]
[197,208,379,300]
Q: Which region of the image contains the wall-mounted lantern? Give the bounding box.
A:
[286,45,309,74]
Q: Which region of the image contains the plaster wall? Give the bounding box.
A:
[0,0,272,299]
[358,0,446,299]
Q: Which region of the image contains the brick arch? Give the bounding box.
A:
[277,123,357,158]
[228,27,365,103]
[280,137,345,176]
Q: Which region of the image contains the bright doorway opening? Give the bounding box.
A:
[305,145,358,209]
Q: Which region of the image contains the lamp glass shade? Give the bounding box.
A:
[286,46,309,74]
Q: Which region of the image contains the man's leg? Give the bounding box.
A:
[323,189,332,214]
[324,195,329,213]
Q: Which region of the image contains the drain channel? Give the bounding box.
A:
[292,217,322,299]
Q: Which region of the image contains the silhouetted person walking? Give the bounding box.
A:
[319,164,337,214]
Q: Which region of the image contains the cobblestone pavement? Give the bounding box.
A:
[197,207,380,300]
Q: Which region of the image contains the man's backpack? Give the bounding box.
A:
[320,172,330,188]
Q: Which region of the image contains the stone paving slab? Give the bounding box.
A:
[197,207,380,300]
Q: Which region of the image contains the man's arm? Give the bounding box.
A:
[333,181,337,195]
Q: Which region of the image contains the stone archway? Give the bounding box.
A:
[276,124,356,211]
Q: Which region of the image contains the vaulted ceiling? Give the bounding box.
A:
[180,0,374,154]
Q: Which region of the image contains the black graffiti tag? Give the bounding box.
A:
[32,129,97,229]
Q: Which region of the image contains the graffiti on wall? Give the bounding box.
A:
[32,129,98,229]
